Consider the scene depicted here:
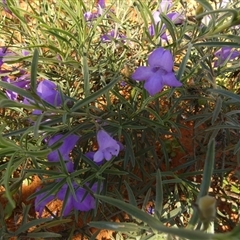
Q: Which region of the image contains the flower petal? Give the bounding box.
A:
[57,183,76,216]
[160,50,174,72]
[103,149,113,160]
[37,80,63,106]
[144,73,163,96]
[47,134,79,162]
[167,12,184,25]
[148,48,174,72]
[98,0,106,9]
[97,130,116,150]
[94,150,104,163]
[65,161,74,173]
[148,48,164,67]
[148,24,155,36]
[132,66,153,81]
[35,189,54,217]
[84,11,97,21]
[159,0,172,12]
[74,190,95,211]
[57,184,68,200]
[162,72,182,87]
[62,195,74,216]
[152,11,161,23]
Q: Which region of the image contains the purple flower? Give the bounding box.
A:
[167,12,185,25]
[0,47,10,67]
[22,49,30,56]
[85,151,95,160]
[132,48,182,96]
[84,11,98,21]
[147,205,155,215]
[101,30,126,43]
[149,11,161,36]
[218,0,229,8]
[85,151,104,165]
[94,130,120,163]
[214,47,240,67]
[120,81,127,87]
[84,0,106,21]
[36,80,63,106]
[2,0,12,14]
[57,182,100,216]
[159,0,172,12]
[23,79,66,114]
[149,11,184,38]
[2,71,30,100]
[47,134,80,172]
[35,189,55,217]
[98,0,106,9]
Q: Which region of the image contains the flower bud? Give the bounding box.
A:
[198,195,216,221]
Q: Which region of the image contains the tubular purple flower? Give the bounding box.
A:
[85,151,104,165]
[22,49,30,56]
[159,0,172,12]
[2,72,30,100]
[132,47,182,96]
[0,47,10,66]
[94,130,120,163]
[101,30,126,43]
[2,0,12,14]
[36,80,63,106]
[84,0,106,21]
[214,47,240,67]
[47,134,79,172]
[167,12,185,25]
[57,182,100,216]
[149,11,184,38]
[35,189,55,217]
[84,11,98,21]
[98,0,106,9]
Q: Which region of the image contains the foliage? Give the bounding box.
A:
[0,0,240,239]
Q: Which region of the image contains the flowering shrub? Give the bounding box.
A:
[0,0,240,239]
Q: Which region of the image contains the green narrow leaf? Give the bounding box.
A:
[15,218,53,235]
[25,149,51,157]
[188,138,215,228]
[160,14,176,43]
[195,0,213,11]
[31,48,39,91]
[71,76,119,111]
[25,232,62,238]
[211,97,222,125]
[33,113,46,139]
[200,139,216,193]
[89,221,140,232]
[122,130,135,167]
[177,43,192,80]
[33,219,72,232]
[142,188,152,211]
[155,169,163,221]
[6,0,26,22]
[3,154,17,215]
[234,139,240,155]
[209,89,240,102]
[194,42,240,48]
[124,181,137,206]
[82,54,90,97]
[0,82,35,100]
[95,195,214,239]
